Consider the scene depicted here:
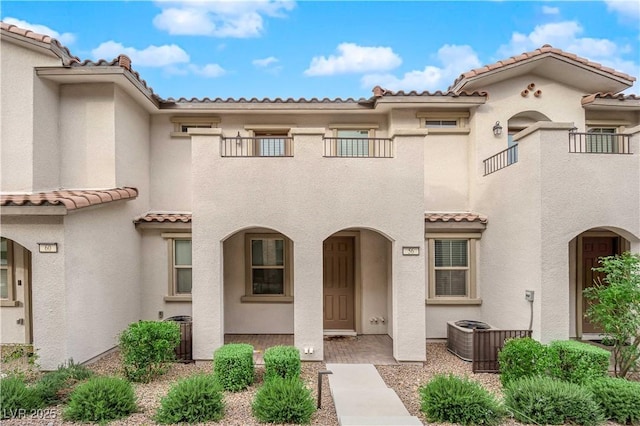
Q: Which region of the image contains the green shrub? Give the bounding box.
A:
[264,345,301,381]
[252,377,316,424]
[0,376,43,419]
[213,343,254,391]
[498,337,548,386]
[63,376,137,423]
[589,377,640,424]
[34,359,93,405]
[504,376,604,426]
[155,374,224,424]
[418,374,506,426]
[547,340,610,384]
[119,320,181,382]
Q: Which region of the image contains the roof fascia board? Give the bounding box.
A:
[36,67,160,110]
[0,205,67,216]
[2,32,61,61]
[582,99,640,110]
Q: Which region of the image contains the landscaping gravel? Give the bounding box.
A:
[0,342,626,425]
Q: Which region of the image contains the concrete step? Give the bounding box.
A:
[340,416,423,426]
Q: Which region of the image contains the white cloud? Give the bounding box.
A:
[604,0,640,17]
[496,20,638,80]
[3,17,76,44]
[541,5,560,15]
[188,63,226,77]
[91,41,190,67]
[305,43,402,76]
[253,56,278,67]
[361,44,481,92]
[153,0,295,37]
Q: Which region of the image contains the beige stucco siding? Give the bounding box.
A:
[0,241,30,343]
[63,202,142,365]
[1,41,61,192]
[424,133,469,210]
[59,83,116,189]
[359,229,390,335]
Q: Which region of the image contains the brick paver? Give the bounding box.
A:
[224,334,398,365]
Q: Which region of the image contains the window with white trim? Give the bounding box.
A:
[586,127,618,153]
[1,238,13,301]
[336,129,372,157]
[170,116,220,138]
[243,234,292,302]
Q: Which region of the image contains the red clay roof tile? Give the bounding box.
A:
[133,213,192,224]
[449,44,636,92]
[425,212,488,224]
[1,187,138,211]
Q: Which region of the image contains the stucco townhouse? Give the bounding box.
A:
[1,22,639,370]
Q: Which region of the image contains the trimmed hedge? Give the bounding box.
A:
[418,374,506,426]
[252,377,316,424]
[213,343,254,391]
[155,374,224,424]
[119,320,181,383]
[63,376,137,423]
[547,340,610,384]
[589,377,640,424]
[498,337,549,386]
[504,376,604,426]
[264,345,301,381]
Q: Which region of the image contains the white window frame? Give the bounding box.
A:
[417,111,470,134]
[1,238,15,303]
[328,124,379,157]
[427,233,481,305]
[170,116,220,138]
[162,233,192,302]
[242,233,293,303]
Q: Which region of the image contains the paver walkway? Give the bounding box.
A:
[326,363,422,426]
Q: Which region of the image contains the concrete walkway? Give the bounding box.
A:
[326,363,422,426]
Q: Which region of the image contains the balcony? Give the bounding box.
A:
[323,137,393,158]
[568,132,631,154]
[483,144,518,176]
[221,136,294,157]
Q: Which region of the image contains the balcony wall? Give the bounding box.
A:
[475,122,640,342]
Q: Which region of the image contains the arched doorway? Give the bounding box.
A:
[573,229,630,337]
[0,237,32,344]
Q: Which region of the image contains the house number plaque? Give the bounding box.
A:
[402,246,420,256]
[38,243,58,253]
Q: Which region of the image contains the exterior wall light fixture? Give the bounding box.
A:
[492,121,503,136]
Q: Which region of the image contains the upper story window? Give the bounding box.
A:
[253,130,290,157]
[417,111,470,134]
[336,129,372,157]
[170,116,220,138]
[586,125,621,154]
[324,124,393,158]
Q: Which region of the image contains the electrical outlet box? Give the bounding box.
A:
[525,290,535,302]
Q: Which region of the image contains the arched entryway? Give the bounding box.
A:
[0,237,32,344]
[322,229,392,336]
[571,228,631,338]
[222,227,294,335]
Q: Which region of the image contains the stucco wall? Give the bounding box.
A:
[360,229,390,335]
[424,133,469,210]
[59,83,116,189]
[1,40,61,192]
[64,201,142,365]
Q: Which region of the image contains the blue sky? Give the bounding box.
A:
[2,1,639,99]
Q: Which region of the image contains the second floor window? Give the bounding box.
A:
[336,129,371,157]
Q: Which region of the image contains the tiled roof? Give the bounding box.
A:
[134,213,192,224]
[425,212,488,224]
[581,92,640,105]
[1,22,157,99]
[372,86,488,98]
[449,44,636,91]
[1,188,138,211]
